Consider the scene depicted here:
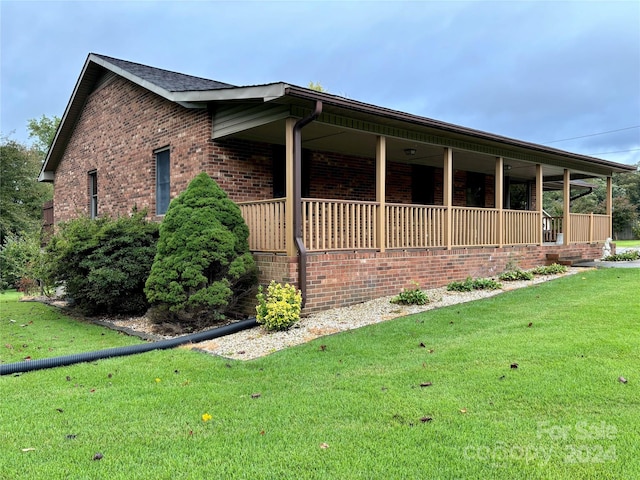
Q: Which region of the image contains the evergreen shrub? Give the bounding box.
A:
[145,173,257,329]
[46,212,159,315]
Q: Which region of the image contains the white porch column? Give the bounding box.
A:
[536,164,543,245]
[444,147,453,250]
[376,136,386,252]
[563,169,571,245]
[495,157,504,247]
[285,117,296,256]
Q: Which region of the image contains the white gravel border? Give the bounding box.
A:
[96,267,584,360]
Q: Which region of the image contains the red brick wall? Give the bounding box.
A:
[53,75,276,224]
[257,243,604,313]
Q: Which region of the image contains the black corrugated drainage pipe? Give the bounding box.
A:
[0,318,258,376]
[294,100,323,307]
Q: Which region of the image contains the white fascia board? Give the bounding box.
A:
[172,83,289,104]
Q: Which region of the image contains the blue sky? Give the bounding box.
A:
[1,0,639,165]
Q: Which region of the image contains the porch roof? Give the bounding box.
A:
[39,53,636,182]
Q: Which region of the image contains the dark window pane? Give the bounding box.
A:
[156,150,170,215]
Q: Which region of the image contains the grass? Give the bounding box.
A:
[1,269,639,479]
[615,239,640,248]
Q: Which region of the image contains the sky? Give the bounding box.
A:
[1,0,639,166]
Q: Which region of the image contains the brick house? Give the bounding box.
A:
[40,53,635,312]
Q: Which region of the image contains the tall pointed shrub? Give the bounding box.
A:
[144,172,257,328]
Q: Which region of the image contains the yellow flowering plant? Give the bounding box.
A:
[255,281,302,331]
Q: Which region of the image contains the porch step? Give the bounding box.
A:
[546,253,584,266]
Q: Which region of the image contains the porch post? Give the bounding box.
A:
[285,117,296,256]
[563,169,570,245]
[495,157,504,247]
[444,147,453,250]
[536,164,543,245]
[606,176,613,238]
[376,136,386,252]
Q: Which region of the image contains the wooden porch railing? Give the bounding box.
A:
[570,213,610,243]
[503,210,540,245]
[302,199,378,251]
[451,207,500,247]
[238,198,611,253]
[543,216,562,243]
[386,204,446,248]
[238,198,286,252]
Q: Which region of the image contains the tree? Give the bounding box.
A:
[144,173,257,329]
[0,137,52,243]
[308,81,327,92]
[27,114,60,158]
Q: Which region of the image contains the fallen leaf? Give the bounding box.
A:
[21,448,36,452]
[419,342,426,348]
[420,382,433,387]
[259,430,265,435]
[107,373,113,379]
[23,356,31,361]
[5,344,13,349]
[174,370,180,374]
[510,363,519,369]
[56,408,64,413]
[251,393,261,399]
[92,453,103,461]
[319,345,327,351]
[619,376,628,384]
[498,375,505,380]
[66,376,71,381]
[428,349,434,354]
[527,322,533,327]
[319,442,329,449]
[90,389,96,393]
[420,416,433,423]
[460,408,467,414]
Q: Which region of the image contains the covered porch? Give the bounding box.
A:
[211,92,622,311]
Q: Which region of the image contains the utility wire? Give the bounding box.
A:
[543,125,640,144]
[586,148,640,155]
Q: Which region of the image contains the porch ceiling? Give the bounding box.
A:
[227,115,572,182]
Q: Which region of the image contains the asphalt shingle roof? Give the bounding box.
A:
[93,53,235,92]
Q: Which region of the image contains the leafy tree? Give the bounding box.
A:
[608,196,638,238]
[0,231,51,293]
[46,212,159,315]
[308,81,327,92]
[27,114,60,158]
[0,137,52,243]
[145,173,257,329]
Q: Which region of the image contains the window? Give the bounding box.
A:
[156,149,170,215]
[412,165,435,205]
[466,172,486,207]
[88,170,98,218]
[272,145,311,198]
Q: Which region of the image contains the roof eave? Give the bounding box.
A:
[282,86,636,175]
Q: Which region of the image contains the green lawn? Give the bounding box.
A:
[1,269,638,479]
[615,239,640,248]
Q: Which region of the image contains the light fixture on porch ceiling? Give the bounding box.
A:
[404,148,417,156]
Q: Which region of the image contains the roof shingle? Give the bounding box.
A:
[92,53,234,92]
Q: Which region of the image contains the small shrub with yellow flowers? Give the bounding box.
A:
[256,281,302,331]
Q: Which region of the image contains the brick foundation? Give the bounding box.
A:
[256,243,605,313]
